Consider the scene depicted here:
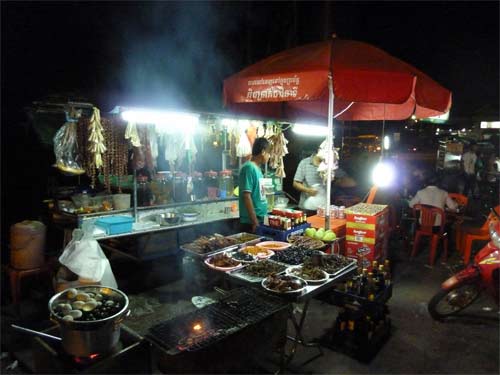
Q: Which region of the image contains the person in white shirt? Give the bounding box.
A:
[409,172,458,227]
[462,143,478,197]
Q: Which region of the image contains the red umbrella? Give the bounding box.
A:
[223,37,451,121]
[223,36,452,227]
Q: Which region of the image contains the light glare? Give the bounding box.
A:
[122,109,199,133]
[293,123,329,136]
[372,162,395,188]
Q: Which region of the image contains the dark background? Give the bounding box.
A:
[1,1,499,248]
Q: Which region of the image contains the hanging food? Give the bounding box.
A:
[267,125,289,178]
[87,107,107,170]
[53,107,85,175]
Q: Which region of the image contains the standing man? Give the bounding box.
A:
[293,147,355,213]
[462,142,477,197]
[239,137,271,233]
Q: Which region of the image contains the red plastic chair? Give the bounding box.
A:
[411,204,448,266]
[448,193,468,207]
[447,193,468,250]
[456,205,500,264]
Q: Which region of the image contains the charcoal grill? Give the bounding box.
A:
[146,288,290,355]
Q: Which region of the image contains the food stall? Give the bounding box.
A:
[49,105,293,259]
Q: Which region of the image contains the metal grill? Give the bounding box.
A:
[147,288,289,354]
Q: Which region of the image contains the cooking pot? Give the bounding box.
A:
[48,285,130,357]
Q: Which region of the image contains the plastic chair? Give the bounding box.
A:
[411,204,448,266]
[447,193,468,249]
[448,193,468,208]
[456,205,500,264]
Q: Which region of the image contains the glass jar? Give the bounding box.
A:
[152,171,172,205]
[137,175,153,206]
[173,172,187,203]
[191,171,205,200]
[204,171,219,199]
[218,170,234,199]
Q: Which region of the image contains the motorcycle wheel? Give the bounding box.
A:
[428,283,481,321]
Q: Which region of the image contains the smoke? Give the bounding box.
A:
[115,2,238,111]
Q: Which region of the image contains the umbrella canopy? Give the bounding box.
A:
[223,37,452,121]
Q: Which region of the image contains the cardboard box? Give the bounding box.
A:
[345,203,388,230]
[346,226,387,244]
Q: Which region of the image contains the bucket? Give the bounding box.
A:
[10,220,46,270]
[112,194,131,210]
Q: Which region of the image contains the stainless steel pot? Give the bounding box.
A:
[48,285,130,357]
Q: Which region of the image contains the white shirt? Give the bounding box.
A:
[462,151,477,175]
[409,186,458,226]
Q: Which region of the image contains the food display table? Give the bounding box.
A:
[189,239,357,370]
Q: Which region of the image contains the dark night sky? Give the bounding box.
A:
[2,1,499,119]
[0,1,499,246]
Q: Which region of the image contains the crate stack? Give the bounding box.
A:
[344,203,389,271]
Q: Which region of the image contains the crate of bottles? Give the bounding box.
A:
[256,222,310,242]
[319,302,391,362]
[316,259,392,307]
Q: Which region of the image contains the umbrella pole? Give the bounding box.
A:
[325,74,334,230]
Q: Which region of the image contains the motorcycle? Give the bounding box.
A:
[428,208,500,320]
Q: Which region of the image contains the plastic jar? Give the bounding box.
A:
[173,172,188,202]
[152,171,172,205]
[218,170,234,199]
[191,171,205,200]
[137,175,154,206]
[204,171,219,199]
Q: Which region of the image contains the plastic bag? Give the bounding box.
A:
[53,117,85,175]
[58,223,117,288]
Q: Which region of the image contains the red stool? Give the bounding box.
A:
[6,262,54,304]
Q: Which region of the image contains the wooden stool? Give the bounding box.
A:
[6,262,54,304]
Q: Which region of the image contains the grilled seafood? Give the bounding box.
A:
[208,253,240,268]
[264,274,304,292]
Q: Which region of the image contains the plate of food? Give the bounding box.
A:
[302,253,357,277]
[240,245,275,259]
[262,274,307,294]
[204,253,242,271]
[256,241,291,251]
[286,265,329,285]
[229,250,256,263]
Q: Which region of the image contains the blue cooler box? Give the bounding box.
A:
[95,215,134,235]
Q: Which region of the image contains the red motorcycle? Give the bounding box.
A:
[428,208,500,320]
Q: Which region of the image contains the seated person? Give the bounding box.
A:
[409,172,458,227]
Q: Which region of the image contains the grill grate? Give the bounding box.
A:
[147,288,289,353]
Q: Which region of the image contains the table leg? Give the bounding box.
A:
[283,300,324,369]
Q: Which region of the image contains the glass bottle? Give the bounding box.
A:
[218,170,234,199]
[137,175,153,207]
[173,172,187,203]
[191,171,205,200]
[204,171,219,199]
[152,171,172,205]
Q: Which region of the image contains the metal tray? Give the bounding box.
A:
[180,243,239,259]
[226,232,264,246]
[227,260,287,283]
[326,257,358,278]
